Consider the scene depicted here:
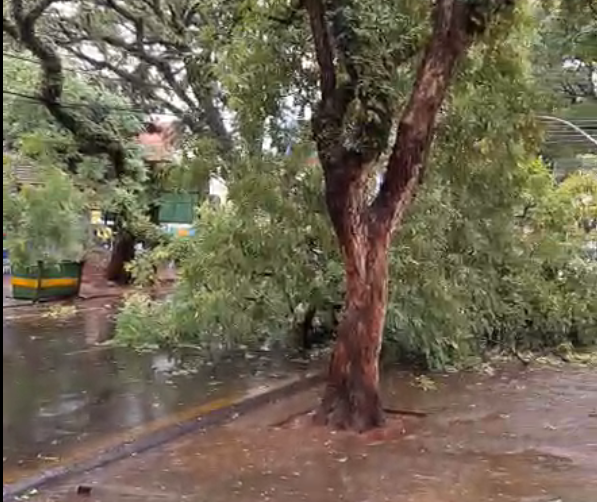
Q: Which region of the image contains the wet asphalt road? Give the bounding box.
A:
[3,301,307,478]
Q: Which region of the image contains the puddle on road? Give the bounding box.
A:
[3,306,310,480]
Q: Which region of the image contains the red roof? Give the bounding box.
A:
[137,122,179,163]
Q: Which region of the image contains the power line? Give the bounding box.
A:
[3,52,170,90]
[3,51,113,76]
[3,89,148,114]
[6,55,595,145]
[3,89,179,118]
[4,52,186,118]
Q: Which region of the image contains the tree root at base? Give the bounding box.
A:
[383,408,428,418]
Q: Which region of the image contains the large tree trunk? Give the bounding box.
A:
[106,230,135,285]
[306,0,508,431]
[316,230,390,431]
[315,157,396,430]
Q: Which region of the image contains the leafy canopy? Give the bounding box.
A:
[116,0,597,364]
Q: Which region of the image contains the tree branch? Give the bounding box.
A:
[10,0,26,22]
[91,31,201,111]
[62,44,229,143]
[138,0,165,20]
[9,0,128,178]
[2,16,19,40]
[371,0,505,236]
[101,0,141,25]
[59,11,233,151]
[25,0,60,25]
[48,0,235,156]
[305,0,360,169]
[304,0,337,100]
[587,0,597,20]
[62,45,186,114]
[184,58,234,151]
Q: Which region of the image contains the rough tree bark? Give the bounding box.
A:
[316,205,392,430]
[307,0,512,431]
[106,229,136,284]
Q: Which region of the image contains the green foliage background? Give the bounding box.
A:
[3,160,89,266]
[116,1,596,366]
[3,51,167,264]
[4,0,594,366]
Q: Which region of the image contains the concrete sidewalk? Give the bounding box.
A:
[28,366,597,502]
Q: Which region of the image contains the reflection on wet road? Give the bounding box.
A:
[37,364,597,502]
[3,304,308,477]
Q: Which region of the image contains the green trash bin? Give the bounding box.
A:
[11,261,84,301]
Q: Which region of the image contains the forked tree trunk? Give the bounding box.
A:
[306,0,505,431]
[316,230,391,431]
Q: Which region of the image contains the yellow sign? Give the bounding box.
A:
[90,210,103,225]
[96,227,113,242]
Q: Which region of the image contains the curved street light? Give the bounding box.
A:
[538,115,597,148]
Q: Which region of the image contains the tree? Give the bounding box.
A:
[556,0,597,64]
[3,1,181,283]
[535,0,596,104]
[2,58,152,284]
[532,1,596,177]
[95,0,522,430]
[3,0,154,283]
[3,0,318,285]
[24,0,236,153]
[3,52,142,164]
[301,0,517,430]
[3,1,132,176]
[117,141,344,350]
[4,0,322,158]
[12,0,587,432]
[111,0,595,431]
[3,161,89,268]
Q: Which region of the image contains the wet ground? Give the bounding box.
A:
[33,364,597,502]
[3,301,311,483]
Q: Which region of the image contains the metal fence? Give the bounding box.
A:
[540,115,597,177]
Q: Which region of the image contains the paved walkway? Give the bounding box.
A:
[29,366,597,502]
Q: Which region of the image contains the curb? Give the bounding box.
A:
[2,292,121,311]
[3,372,324,501]
[2,302,35,310]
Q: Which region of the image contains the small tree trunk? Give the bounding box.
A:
[316,230,390,431]
[106,230,135,285]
